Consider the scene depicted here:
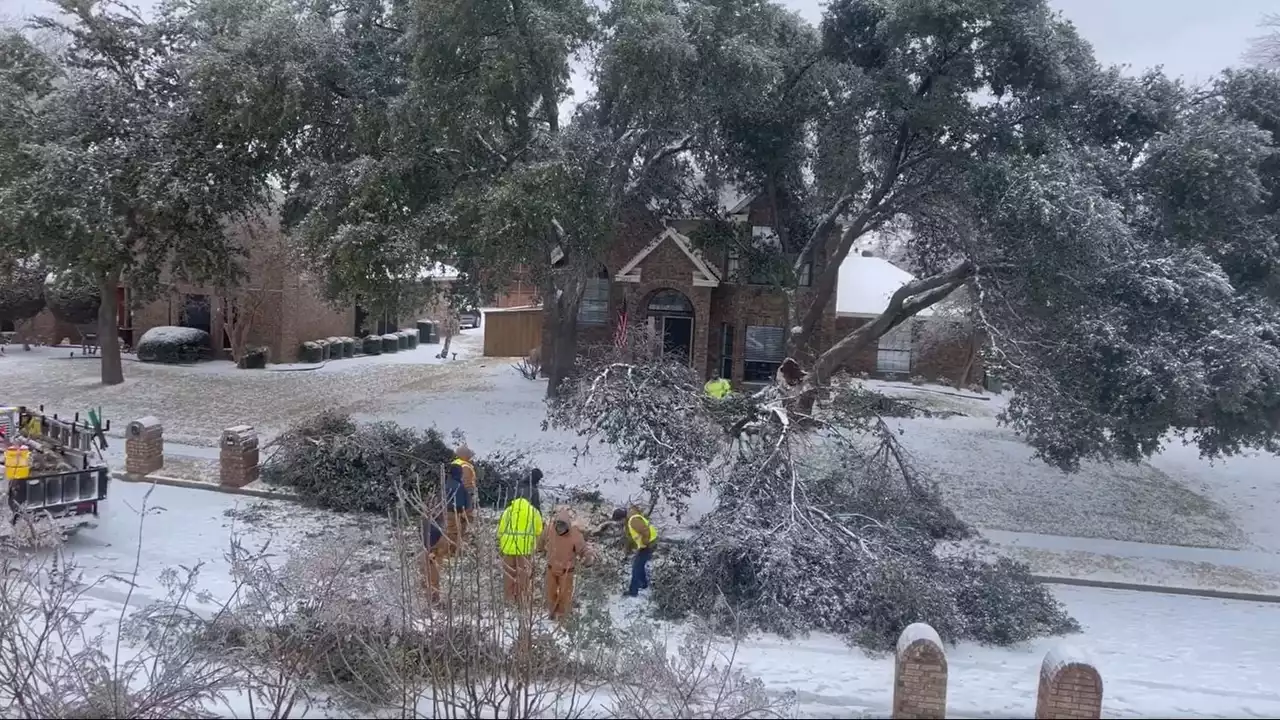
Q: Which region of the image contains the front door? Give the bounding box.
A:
[662,316,693,362]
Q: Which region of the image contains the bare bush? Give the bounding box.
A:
[609,622,795,719]
[514,355,540,380]
[0,543,238,717]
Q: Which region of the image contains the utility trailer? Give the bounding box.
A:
[1,405,110,532]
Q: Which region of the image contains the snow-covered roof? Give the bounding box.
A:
[836,252,935,318]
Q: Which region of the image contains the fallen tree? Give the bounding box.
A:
[547,351,1079,650]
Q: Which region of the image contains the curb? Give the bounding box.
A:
[111,471,299,502]
[1031,574,1280,605]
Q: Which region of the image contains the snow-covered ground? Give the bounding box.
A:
[11,321,1280,716]
[0,329,485,448]
[42,481,1280,719]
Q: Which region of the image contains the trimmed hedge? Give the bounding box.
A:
[299,341,324,364]
[363,335,382,355]
[136,326,211,364]
[238,346,269,369]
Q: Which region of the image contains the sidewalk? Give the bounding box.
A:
[975,528,1280,597]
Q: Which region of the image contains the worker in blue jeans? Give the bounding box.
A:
[624,504,658,597]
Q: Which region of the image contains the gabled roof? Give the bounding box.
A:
[836,253,936,318]
[726,192,758,215]
[615,227,721,288]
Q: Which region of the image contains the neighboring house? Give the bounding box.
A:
[835,248,983,385]
[528,194,980,387]
[12,210,429,364]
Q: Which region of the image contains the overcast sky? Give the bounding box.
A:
[2,0,1273,99]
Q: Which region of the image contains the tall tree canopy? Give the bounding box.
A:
[0,0,290,383]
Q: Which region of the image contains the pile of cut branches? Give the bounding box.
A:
[260,412,532,513]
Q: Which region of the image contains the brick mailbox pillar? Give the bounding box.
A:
[124,416,164,476]
[893,622,948,719]
[219,425,260,488]
[1036,646,1103,719]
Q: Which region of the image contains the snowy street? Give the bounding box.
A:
[52,480,1280,719]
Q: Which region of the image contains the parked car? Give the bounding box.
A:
[459,309,481,329]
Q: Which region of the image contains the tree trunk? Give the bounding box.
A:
[545,298,580,400]
[98,271,124,386]
[956,331,979,390]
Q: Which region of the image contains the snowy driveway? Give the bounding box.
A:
[57,481,1280,720]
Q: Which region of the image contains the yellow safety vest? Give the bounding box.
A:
[627,512,658,548]
[704,377,731,399]
[498,498,543,556]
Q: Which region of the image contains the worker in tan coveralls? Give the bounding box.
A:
[537,508,590,622]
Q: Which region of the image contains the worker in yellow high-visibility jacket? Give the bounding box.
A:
[624,504,658,597]
[704,376,731,399]
[497,494,543,604]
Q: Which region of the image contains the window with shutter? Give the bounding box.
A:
[876,322,914,374]
[578,267,610,325]
[744,325,785,382]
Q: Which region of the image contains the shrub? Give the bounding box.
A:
[0,257,46,325]
[135,326,211,364]
[44,271,100,324]
[362,335,382,355]
[381,334,398,353]
[341,337,355,357]
[237,345,269,369]
[299,341,324,364]
[910,374,926,386]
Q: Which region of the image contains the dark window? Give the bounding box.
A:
[0,319,14,333]
[743,324,785,383]
[180,294,211,334]
[578,266,610,325]
[797,257,813,287]
[647,289,694,315]
[720,323,735,380]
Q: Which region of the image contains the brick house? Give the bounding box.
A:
[8,209,442,364]
[543,193,982,387]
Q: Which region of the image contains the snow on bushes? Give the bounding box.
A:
[0,257,46,324]
[548,352,1080,651]
[135,326,211,363]
[260,412,530,513]
[43,271,99,324]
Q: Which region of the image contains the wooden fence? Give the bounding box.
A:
[482,305,542,358]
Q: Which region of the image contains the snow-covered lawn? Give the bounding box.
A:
[359,360,1280,556]
[0,330,485,447]
[47,481,1280,719]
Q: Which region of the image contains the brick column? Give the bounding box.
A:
[893,622,947,719]
[219,425,260,488]
[124,417,163,476]
[1036,646,1103,719]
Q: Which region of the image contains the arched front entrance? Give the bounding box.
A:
[645,289,695,363]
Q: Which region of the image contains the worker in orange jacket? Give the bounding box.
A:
[537,508,589,622]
